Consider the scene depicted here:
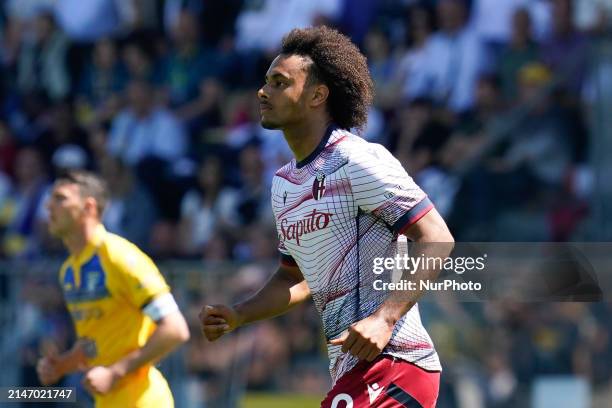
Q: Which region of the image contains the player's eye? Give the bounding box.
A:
[274,78,289,87]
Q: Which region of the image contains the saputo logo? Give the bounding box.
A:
[280,209,333,245]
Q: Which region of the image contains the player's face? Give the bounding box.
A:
[46,183,85,238]
[257,54,313,129]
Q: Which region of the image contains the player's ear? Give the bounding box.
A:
[310,84,329,108]
[83,197,99,218]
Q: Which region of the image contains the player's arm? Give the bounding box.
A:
[108,297,190,376]
[374,207,454,323]
[37,340,89,385]
[330,208,454,361]
[38,264,91,386]
[82,293,190,395]
[200,263,309,341]
[331,146,454,360]
[82,248,190,395]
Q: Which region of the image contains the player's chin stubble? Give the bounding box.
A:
[260,117,281,130]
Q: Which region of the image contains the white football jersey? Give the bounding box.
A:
[271,127,441,383]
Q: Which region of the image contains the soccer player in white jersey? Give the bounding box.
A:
[200,26,454,407]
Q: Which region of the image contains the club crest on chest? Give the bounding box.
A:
[312,172,326,200]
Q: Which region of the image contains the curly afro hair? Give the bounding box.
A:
[280,26,374,131]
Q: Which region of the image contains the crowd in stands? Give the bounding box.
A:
[1,0,611,406]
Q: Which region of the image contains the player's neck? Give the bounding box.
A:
[283,118,332,163]
[63,220,99,257]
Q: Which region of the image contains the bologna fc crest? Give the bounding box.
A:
[312,172,326,200]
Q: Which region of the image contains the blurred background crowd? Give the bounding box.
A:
[1,0,612,406]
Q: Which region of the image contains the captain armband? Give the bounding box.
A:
[142,293,179,322]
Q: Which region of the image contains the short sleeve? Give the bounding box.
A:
[111,245,170,309]
[347,144,433,234]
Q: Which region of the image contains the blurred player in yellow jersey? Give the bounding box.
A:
[36,170,190,407]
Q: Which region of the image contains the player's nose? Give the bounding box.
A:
[257,86,268,101]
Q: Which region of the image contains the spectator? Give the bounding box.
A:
[484,352,518,407]
[497,8,541,102]
[18,278,72,387]
[178,157,239,257]
[77,38,127,111]
[202,232,233,262]
[199,0,243,48]
[7,91,49,145]
[100,155,157,250]
[503,64,572,189]
[234,143,273,227]
[0,13,23,70]
[442,73,506,171]
[122,41,158,83]
[337,0,379,47]
[364,28,396,103]
[162,0,203,35]
[148,219,180,259]
[175,77,225,142]
[234,0,341,53]
[53,0,136,42]
[0,121,18,176]
[395,4,436,105]
[574,0,612,34]
[393,98,437,174]
[419,0,487,112]
[470,0,528,46]
[50,145,89,176]
[162,11,223,107]
[17,12,70,101]
[542,0,590,93]
[525,0,554,42]
[0,147,50,258]
[460,74,506,132]
[410,119,456,218]
[231,0,341,87]
[34,99,91,169]
[107,79,187,166]
[452,63,573,239]
[4,0,55,27]
[579,323,612,386]
[234,225,278,262]
[85,123,111,169]
[225,90,292,181]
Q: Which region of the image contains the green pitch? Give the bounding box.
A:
[242,393,323,407]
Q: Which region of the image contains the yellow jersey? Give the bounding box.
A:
[59,224,174,407]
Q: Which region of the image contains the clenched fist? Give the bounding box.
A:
[199,304,242,341]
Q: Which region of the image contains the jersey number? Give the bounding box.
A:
[331,393,353,408]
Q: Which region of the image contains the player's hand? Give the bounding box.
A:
[37,356,62,385]
[82,366,119,395]
[328,314,395,362]
[64,339,90,371]
[37,343,62,385]
[199,304,242,341]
